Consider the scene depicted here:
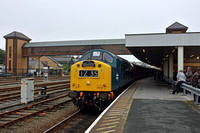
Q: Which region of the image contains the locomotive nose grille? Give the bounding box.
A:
[82,61,95,67]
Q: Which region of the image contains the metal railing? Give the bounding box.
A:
[163,77,200,104]
[181,83,200,104]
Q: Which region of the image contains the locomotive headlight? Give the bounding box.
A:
[86,81,90,86]
[77,64,80,67]
[98,64,101,67]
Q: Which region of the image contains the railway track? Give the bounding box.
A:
[0,80,69,92]
[0,83,69,101]
[0,94,72,128]
[45,109,100,133]
[0,83,70,102]
[0,76,70,86]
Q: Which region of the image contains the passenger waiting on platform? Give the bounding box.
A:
[185,67,193,85]
[172,70,186,94]
[191,67,200,88]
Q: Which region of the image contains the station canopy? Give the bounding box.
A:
[125,32,200,67]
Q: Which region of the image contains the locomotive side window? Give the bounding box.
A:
[103,53,113,63]
[92,51,102,60]
[81,53,91,60]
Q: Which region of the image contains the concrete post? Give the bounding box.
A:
[178,46,184,71]
[169,53,173,80]
[163,60,168,78]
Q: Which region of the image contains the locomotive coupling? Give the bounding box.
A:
[99,93,108,100]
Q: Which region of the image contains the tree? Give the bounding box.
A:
[0,49,5,64]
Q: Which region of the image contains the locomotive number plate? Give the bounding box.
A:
[79,70,98,77]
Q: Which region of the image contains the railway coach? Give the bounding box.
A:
[69,49,146,110]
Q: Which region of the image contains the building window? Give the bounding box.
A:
[31,48,34,54]
[9,46,11,58]
[9,60,11,71]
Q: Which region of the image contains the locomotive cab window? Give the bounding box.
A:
[103,53,113,63]
[81,53,91,60]
[92,51,102,60]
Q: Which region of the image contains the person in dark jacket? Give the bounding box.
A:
[185,67,193,84]
[191,67,200,88]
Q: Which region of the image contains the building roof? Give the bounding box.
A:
[166,22,188,33]
[4,31,31,41]
[23,39,125,48]
[29,60,38,67]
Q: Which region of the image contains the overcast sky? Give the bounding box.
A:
[0,0,200,61]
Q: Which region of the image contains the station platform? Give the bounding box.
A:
[86,77,200,133]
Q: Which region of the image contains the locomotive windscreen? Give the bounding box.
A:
[92,51,102,60]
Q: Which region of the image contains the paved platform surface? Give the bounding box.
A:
[87,77,200,133]
[124,78,200,133]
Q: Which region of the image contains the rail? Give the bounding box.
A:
[163,77,200,104]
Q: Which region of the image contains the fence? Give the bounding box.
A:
[163,77,200,104]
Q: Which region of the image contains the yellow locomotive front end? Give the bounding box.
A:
[70,60,111,92]
[69,60,112,110]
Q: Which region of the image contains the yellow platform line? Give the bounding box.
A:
[96,125,116,131]
[100,121,119,126]
[102,129,116,133]
[110,108,125,111]
[104,116,118,119]
[108,111,122,114]
[102,118,120,123]
[107,113,122,116]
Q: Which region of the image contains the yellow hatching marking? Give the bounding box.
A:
[108,112,123,114]
[109,108,125,111]
[107,114,122,116]
[96,125,116,131]
[102,129,116,133]
[104,116,118,119]
[102,118,120,123]
[100,121,119,126]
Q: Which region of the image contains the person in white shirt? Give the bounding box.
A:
[172,70,186,94]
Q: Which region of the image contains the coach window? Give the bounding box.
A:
[103,53,113,63]
[81,52,91,60]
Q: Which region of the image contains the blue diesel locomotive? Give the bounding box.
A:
[69,49,149,110]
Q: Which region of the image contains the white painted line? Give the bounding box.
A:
[85,83,135,133]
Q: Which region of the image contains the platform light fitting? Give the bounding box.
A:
[190,54,194,58]
[143,49,145,53]
[172,49,175,53]
[163,58,165,60]
[166,55,169,57]
[197,57,199,60]
[145,58,147,60]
